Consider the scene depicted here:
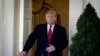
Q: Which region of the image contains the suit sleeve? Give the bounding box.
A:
[23,26,38,53]
[52,27,68,52]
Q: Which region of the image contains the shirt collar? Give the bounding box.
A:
[47,24,55,28]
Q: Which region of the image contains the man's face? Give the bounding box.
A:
[45,13,57,25]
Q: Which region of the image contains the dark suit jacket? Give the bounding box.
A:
[23,23,68,56]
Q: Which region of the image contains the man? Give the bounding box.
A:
[18,10,68,56]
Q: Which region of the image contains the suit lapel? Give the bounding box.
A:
[43,24,48,41]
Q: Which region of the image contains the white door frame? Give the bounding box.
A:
[18,0,32,52]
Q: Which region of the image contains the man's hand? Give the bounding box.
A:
[46,44,56,53]
[18,51,26,56]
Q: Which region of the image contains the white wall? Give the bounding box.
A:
[69,0,84,45]
[69,0,84,56]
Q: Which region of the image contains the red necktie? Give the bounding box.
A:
[47,25,52,56]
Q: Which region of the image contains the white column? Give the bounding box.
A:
[2,0,15,56]
[0,0,3,56]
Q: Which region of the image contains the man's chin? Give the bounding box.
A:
[47,22,55,25]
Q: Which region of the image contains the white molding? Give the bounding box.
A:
[18,0,24,52]
[18,0,32,52]
[14,0,20,55]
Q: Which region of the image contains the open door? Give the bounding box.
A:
[23,0,69,56]
[23,0,32,56]
[31,0,69,56]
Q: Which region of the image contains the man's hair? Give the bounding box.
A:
[45,10,57,16]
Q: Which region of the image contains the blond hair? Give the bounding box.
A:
[45,10,57,16]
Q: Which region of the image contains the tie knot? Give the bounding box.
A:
[50,25,52,28]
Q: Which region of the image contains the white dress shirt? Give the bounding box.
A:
[47,24,55,33]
